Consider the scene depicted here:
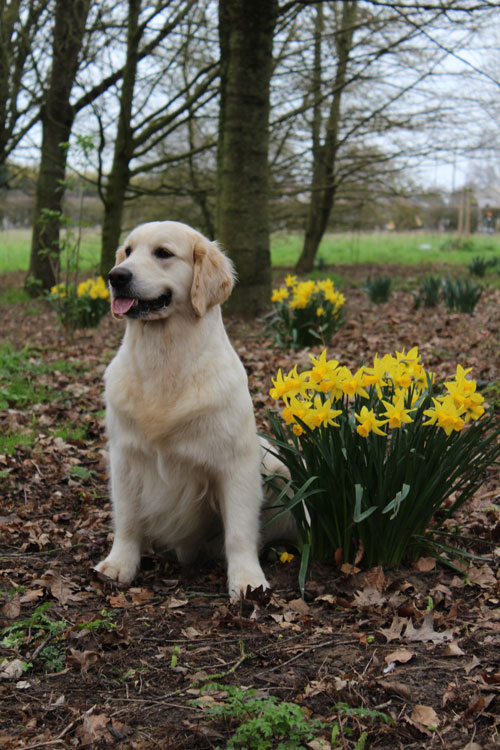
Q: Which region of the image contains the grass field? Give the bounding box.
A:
[271,231,500,267]
[1,227,499,274]
[0,228,102,274]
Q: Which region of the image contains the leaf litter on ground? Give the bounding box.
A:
[0,267,500,748]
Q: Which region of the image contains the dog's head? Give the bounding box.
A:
[108,221,235,321]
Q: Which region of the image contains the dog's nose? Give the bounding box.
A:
[108,266,132,289]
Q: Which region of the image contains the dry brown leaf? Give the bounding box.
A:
[464,655,481,675]
[0,658,25,681]
[412,557,436,572]
[353,587,386,607]
[378,679,413,701]
[1,595,20,619]
[404,611,454,644]
[181,626,203,639]
[287,597,310,615]
[166,596,189,609]
[67,649,101,674]
[467,564,496,589]
[362,566,385,591]
[384,648,414,664]
[379,615,408,642]
[411,704,440,728]
[35,570,83,605]
[443,640,466,657]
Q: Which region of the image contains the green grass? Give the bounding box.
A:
[0,343,90,410]
[0,343,93,455]
[271,231,500,267]
[2,228,500,274]
[0,228,101,273]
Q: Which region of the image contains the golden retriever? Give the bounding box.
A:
[95,221,285,598]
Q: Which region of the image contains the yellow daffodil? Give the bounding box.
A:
[270,366,310,401]
[355,406,387,437]
[381,394,415,428]
[307,395,342,429]
[280,551,295,563]
[285,274,297,287]
[362,354,388,397]
[306,350,338,385]
[271,287,289,303]
[341,367,370,399]
[282,395,313,427]
[423,396,465,435]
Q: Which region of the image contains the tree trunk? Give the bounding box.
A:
[26,0,90,294]
[216,0,277,316]
[295,1,358,275]
[100,0,142,277]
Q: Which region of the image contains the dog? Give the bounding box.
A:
[95,221,288,599]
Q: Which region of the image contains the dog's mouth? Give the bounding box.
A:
[112,291,172,318]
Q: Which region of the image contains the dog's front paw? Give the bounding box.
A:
[94,555,138,584]
[227,564,269,601]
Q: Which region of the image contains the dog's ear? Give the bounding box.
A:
[191,237,235,317]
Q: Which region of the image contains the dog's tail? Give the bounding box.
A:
[259,437,298,543]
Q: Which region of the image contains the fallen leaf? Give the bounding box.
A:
[166,596,189,609]
[1,595,20,619]
[353,587,386,607]
[384,648,414,664]
[412,557,436,572]
[378,679,413,701]
[287,598,310,615]
[362,566,385,591]
[181,626,203,639]
[379,616,407,642]
[35,570,83,605]
[411,704,440,728]
[67,649,101,674]
[468,564,496,589]
[0,658,26,681]
[443,641,466,657]
[464,655,481,675]
[404,611,454,643]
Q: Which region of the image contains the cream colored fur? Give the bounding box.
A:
[95,221,284,598]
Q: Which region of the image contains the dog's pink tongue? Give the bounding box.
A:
[112,297,135,315]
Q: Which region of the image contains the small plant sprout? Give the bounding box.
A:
[442,278,482,313]
[364,275,392,303]
[412,275,441,309]
[170,646,181,668]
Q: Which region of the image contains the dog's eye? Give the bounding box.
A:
[154,247,174,260]
[124,246,132,258]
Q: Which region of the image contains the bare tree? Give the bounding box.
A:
[99,0,218,275]
[26,0,91,292]
[0,0,51,181]
[216,0,278,315]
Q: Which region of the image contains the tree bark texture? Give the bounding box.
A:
[216,0,277,315]
[26,0,90,293]
[100,0,142,277]
[295,1,358,275]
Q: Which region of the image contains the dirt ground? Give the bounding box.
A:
[1,265,499,749]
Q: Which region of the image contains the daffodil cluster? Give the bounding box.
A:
[269,275,345,349]
[76,277,110,300]
[270,347,485,437]
[267,347,498,573]
[47,277,110,329]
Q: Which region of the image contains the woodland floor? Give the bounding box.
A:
[1,264,500,749]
